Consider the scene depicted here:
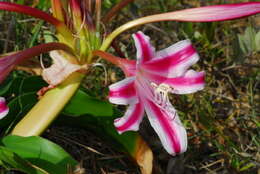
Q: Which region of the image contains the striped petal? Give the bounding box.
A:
[132,31,155,64]
[109,77,138,105]
[166,70,205,94]
[0,97,9,119]
[144,99,187,155]
[144,70,205,94]
[142,40,199,78]
[114,102,144,134]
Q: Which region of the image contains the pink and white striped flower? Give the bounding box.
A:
[107,32,205,155]
[0,97,9,119]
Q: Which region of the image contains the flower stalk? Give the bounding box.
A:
[11,72,84,136]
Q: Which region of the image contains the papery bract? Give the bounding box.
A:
[0,43,72,83]
[0,97,9,119]
[42,51,87,86]
[105,32,205,155]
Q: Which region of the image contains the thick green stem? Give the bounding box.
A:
[11,72,84,136]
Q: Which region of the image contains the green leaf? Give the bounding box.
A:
[255,31,260,51]
[0,75,23,97]
[0,76,13,96]
[237,26,259,55]
[100,117,138,154]
[244,26,256,51]
[29,21,44,48]
[182,22,194,38]
[43,30,56,43]
[0,76,47,134]
[0,92,38,133]
[57,114,137,154]
[0,146,48,174]
[239,162,255,171]
[1,135,78,174]
[19,76,47,94]
[0,75,46,97]
[63,89,113,117]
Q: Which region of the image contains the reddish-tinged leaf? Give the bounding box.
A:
[102,0,135,23]
[0,2,60,26]
[95,0,101,30]
[51,0,66,22]
[0,2,73,42]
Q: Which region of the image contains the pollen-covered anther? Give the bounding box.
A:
[151,83,172,103]
[150,82,175,116]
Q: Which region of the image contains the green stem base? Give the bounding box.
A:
[11,72,84,136]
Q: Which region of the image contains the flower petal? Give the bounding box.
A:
[143,70,205,94]
[166,70,205,94]
[114,102,144,134]
[0,97,9,119]
[109,77,138,105]
[142,40,199,77]
[144,98,187,155]
[133,31,155,63]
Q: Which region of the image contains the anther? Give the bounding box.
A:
[150,82,177,120]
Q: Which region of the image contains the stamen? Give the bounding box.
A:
[77,14,86,35]
[92,63,108,85]
[151,82,177,120]
[72,15,87,40]
[40,54,46,69]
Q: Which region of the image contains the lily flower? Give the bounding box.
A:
[0,97,9,119]
[94,31,205,155]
